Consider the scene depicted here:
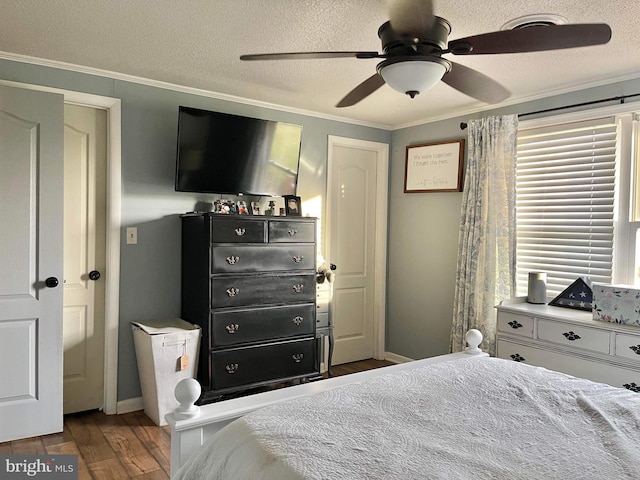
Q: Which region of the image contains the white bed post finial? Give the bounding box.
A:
[173,378,201,419]
[464,329,483,355]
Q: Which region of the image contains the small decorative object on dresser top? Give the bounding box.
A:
[214,199,236,214]
[548,276,593,311]
[284,195,301,216]
[593,284,640,326]
[264,200,276,216]
[237,200,249,215]
[526,271,547,304]
[496,297,640,392]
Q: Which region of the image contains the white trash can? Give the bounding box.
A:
[132,319,201,426]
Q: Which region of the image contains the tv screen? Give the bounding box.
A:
[175,106,302,196]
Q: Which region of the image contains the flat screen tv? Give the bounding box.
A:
[175,106,303,196]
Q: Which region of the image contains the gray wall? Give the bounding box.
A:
[0,59,390,402]
[387,77,640,360]
[4,56,640,402]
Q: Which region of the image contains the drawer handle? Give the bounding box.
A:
[226,256,240,265]
[562,331,581,341]
[623,382,640,393]
[292,316,303,326]
[292,284,304,293]
[225,363,239,374]
[292,255,303,263]
[292,353,304,363]
[225,324,239,334]
[510,353,525,362]
[508,321,523,329]
[226,287,240,297]
[288,229,297,237]
[234,228,246,236]
[629,345,640,355]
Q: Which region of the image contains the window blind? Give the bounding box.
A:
[516,117,618,298]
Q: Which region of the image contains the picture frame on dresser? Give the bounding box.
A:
[284,195,301,216]
[237,200,249,215]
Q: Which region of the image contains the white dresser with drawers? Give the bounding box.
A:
[496,297,640,392]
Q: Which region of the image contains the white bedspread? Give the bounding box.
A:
[175,357,640,479]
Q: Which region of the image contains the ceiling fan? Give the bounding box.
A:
[240,0,612,108]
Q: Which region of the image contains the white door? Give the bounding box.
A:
[327,136,388,365]
[0,85,64,442]
[63,104,107,413]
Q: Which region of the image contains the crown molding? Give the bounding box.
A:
[3,50,640,132]
[0,51,392,131]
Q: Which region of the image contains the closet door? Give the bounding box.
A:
[0,85,64,442]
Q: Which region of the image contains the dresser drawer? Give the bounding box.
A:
[210,304,315,347]
[614,333,640,362]
[316,312,329,328]
[316,293,330,327]
[316,300,329,314]
[497,338,553,366]
[211,273,316,308]
[268,221,315,243]
[537,319,610,354]
[497,311,534,338]
[211,218,266,243]
[212,245,315,273]
[210,338,317,390]
[497,339,640,391]
[317,282,331,300]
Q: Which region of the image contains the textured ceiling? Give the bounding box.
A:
[0,0,639,129]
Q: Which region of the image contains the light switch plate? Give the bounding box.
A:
[126,227,137,245]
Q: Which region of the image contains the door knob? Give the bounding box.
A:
[45,277,59,288]
[89,270,101,281]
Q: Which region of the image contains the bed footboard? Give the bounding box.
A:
[166,329,486,477]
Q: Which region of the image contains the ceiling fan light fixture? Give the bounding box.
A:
[378,57,451,98]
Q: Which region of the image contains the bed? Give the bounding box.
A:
[166,330,640,479]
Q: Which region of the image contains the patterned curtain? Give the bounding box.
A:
[450,115,518,355]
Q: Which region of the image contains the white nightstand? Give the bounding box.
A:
[316,281,334,376]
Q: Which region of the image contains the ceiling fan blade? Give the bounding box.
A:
[442,62,510,104]
[387,0,436,39]
[448,23,612,55]
[240,51,381,61]
[336,73,386,108]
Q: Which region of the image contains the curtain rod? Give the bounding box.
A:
[459,92,640,130]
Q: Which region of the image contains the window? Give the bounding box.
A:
[516,107,639,299]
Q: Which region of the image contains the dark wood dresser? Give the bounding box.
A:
[181,213,319,403]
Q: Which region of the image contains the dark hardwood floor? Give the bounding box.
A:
[328,358,394,377]
[0,358,395,479]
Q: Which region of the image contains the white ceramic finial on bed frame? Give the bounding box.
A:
[464,329,483,355]
[173,377,201,419]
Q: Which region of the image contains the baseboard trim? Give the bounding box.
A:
[384,352,414,364]
[116,397,143,414]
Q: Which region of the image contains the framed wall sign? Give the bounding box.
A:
[404,139,465,193]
